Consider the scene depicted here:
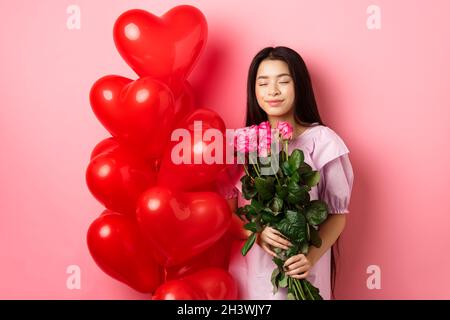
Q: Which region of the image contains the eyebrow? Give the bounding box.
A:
[256,73,291,80]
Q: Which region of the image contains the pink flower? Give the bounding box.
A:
[247,125,258,153]
[277,121,293,140]
[235,125,258,153]
[258,121,272,156]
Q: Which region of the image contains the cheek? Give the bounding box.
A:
[255,87,266,103]
[284,85,295,99]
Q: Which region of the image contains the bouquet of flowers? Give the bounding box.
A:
[233,121,329,300]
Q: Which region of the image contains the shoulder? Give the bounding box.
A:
[310,125,350,170]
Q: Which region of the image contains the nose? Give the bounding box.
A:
[268,83,280,96]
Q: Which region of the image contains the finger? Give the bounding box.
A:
[290,271,309,280]
[270,228,291,242]
[268,229,293,246]
[284,255,302,267]
[266,238,288,250]
[266,234,291,249]
[285,254,307,266]
[286,265,309,276]
[284,261,306,272]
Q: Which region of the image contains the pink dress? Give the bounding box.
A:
[218,123,354,300]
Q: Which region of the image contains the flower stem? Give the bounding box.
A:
[252,163,261,177]
[294,278,306,300]
[284,140,289,161]
[302,280,314,300]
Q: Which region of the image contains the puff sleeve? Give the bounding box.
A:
[312,126,350,170]
[313,126,354,214]
[317,154,354,214]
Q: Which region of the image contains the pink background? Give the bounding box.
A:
[1,0,449,299]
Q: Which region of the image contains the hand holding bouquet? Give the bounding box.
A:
[233,121,329,300]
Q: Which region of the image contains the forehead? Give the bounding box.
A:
[256,59,291,78]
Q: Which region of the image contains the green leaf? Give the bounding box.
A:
[309,225,322,248]
[272,257,284,269]
[281,161,293,176]
[285,244,299,258]
[241,232,257,256]
[244,204,256,217]
[290,171,300,183]
[305,200,329,226]
[241,176,257,200]
[244,222,257,233]
[287,181,301,204]
[303,171,321,187]
[235,207,247,220]
[289,149,304,170]
[269,197,283,214]
[251,199,263,212]
[271,267,281,294]
[303,280,323,300]
[261,209,278,224]
[278,273,288,288]
[300,242,309,254]
[298,162,313,175]
[275,184,288,200]
[255,177,275,201]
[275,210,307,244]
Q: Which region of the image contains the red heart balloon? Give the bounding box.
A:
[174,81,196,126]
[87,211,164,293]
[151,280,204,300]
[165,233,233,281]
[136,186,231,267]
[113,5,207,96]
[90,75,175,159]
[90,137,119,160]
[157,108,228,192]
[153,268,237,300]
[86,145,157,215]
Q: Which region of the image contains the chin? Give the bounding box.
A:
[264,107,291,117]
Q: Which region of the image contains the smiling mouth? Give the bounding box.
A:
[267,100,284,106]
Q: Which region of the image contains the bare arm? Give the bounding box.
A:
[306,214,346,266]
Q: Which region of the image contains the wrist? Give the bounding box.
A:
[306,246,319,267]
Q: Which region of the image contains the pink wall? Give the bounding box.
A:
[1,0,449,299]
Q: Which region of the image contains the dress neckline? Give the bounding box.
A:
[291,122,321,140]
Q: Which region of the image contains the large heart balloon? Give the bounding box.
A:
[165,233,233,281]
[136,186,231,267]
[152,268,237,300]
[86,144,157,215]
[90,137,119,160]
[157,108,228,192]
[87,211,164,293]
[174,81,196,126]
[113,5,207,96]
[90,75,175,159]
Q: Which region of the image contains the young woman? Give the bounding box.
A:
[221,46,354,300]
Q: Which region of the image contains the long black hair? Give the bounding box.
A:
[245,46,340,299]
